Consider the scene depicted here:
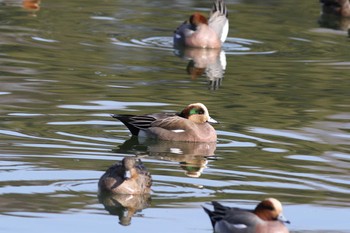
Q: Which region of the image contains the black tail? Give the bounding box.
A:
[202,205,216,228]
[111,114,140,136]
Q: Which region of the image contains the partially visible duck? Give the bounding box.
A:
[112,103,218,142]
[203,198,290,233]
[98,157,152,195]
[174,0,229,49]
[22,0,41,11]
[320,0,350,17]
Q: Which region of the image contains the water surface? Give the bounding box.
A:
[0,0,350,232]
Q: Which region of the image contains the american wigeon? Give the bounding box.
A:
[321,0,350,17]
[203,198,290,233]
[22,0,41,11]
[98,157,152,195]
[112,103,218,142]
[173,0,229,49]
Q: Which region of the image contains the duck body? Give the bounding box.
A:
[112,103,217,143]
[203,198,290,233]
[320,0,350,17]
[174,0,229,48]
[98,157,152,195]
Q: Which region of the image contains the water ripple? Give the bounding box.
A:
[111,36,276,55]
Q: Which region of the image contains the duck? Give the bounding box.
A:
[173,0,229,49]
[112,103,218,142]
[203,198,290,233]
[22,0,41,11]
[98,157,152,195]
[320,0,350,17]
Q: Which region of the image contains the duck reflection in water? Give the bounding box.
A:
[173,0,229,90]
[114,137,217,177]
[98,156,152,226]
[98,193,151,226]
[174,48,226,90]
[319,0,350,34]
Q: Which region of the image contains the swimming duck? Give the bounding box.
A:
[320,0,350,17]
[98,157,152,195]
[203,198,290,233]
[112,103,218,142]
[173,0,229,48]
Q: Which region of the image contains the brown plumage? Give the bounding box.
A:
[98,157,152,195]
[112,103,218,142]
[320,0,350,17]
[173,0,229,48]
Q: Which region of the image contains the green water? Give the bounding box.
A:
[0,0,349,232]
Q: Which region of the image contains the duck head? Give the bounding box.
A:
[179,103,218,124]
[189,13,208,28]
[254,198,290,224]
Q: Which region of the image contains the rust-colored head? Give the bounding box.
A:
[254,198,289,222]
[22,0,41,11]
[189,13,208,26]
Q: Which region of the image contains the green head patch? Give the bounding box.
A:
[189,107,204,115]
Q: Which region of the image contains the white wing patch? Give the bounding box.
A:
[233,224,247,229]
[170,148,183,154]
[172,129,185,133]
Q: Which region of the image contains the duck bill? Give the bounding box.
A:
[278,213,290,224]
[207,116,219,124]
